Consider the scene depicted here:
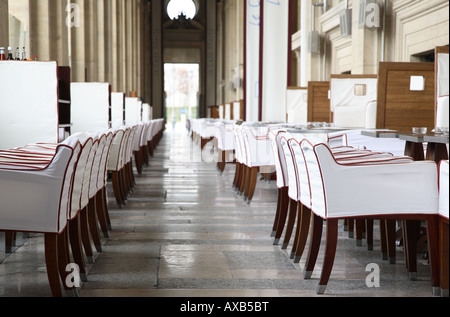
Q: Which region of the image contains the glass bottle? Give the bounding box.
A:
[22,47,27,61]
[7,47,13,60]
[15,47,20,60]
[0,47,5,60]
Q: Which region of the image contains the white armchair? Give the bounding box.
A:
[300,141,440,295]
[0,135,81,296]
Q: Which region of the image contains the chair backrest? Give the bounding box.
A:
[288,138,312,208]
[133,123,144,152]
[0,134,79,233]
[233,125,246,164]
[299,140,326,218]
[279,135,298,201]
[268,130,288,189]
[98,130,114,189]
[243,126,274,167]
[58,134,83,231]
[436,48,449,128]
[69,133,94,220]
[89,132,107,199]
[107,128,126,172]
[80,133,99,210]
[126,125,137,164]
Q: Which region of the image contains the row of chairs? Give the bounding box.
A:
[0,118,164,297]
[269,128,448,296]
[203,119,448,296]
[231,123,279,203]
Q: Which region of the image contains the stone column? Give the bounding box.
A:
[0,0,9,48]
[29,0,50,61]
[84,0,98,82]
[71,0,86,82]
[97,0,106,82]
[47,0,69,66]
[351,0,380,74]
[206,0,217,115]
[151,0,163,119]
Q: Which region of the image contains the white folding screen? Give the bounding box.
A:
[261,0,289,123]
[233,101,241,120]
[286,88,308,124]
[225,103,231,120]
[142,103,152,121]
[71,82,110,134]
[125,97,141,126]
[436,52,449,128]
[111,92,125,129]
[330,77,378,129]
[0,61,59,149]
[245,0,261,122]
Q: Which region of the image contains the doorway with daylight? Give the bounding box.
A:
[164,63,200,131]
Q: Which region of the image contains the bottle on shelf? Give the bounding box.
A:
[7,47,13,60]
[15,47,20,60]
[0,47,5,60]
[21,47,26,61]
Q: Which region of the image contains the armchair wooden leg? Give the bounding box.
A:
[79,207,94,264]
[385,219,397,264]
[68,217,88,282]
[282,199,298,249]
[57,228,78,296]
[239,166,248,196]
[273,187,289,245]
[102,187,112,230]
[304,214,324,279]
[246,166,259,203]
[366,219,374,251]
[44,233,64,297]
[426,215,440,296]
[439,218,449,297]
[232,162,240,188]
[347,219,354,238]
[271,188,283,237]
[356,219,364,246]
[95,190,110,238]
[293,206,312,263]
[5,231,15,253]
[403,220,420,280]
[317,218,339,295]
[87,198,103,253]
[380,219,388,260]
[111,171,123,207]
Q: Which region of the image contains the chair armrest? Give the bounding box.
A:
[310,144,439,219]
[0,145,73,233]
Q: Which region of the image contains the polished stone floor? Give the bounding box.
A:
[0,124,436,298]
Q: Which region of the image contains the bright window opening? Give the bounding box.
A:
[164,63,199,130]
[167,0,197,20]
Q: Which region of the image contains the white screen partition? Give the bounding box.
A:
[0,61,59,150]
[262,0,289,123]
[330,76,378,129]
[142,103,152,121]
[233,101,241,121]
[125,97,141,126]
[245,0,260,122]
[287,88,308,124]
[111,92,125,129]
[436,52,449,128]
[71,82,110,134]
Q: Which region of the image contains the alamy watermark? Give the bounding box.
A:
[365,263,380,288]
[65,263,81,288]
[66,3,80,28]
